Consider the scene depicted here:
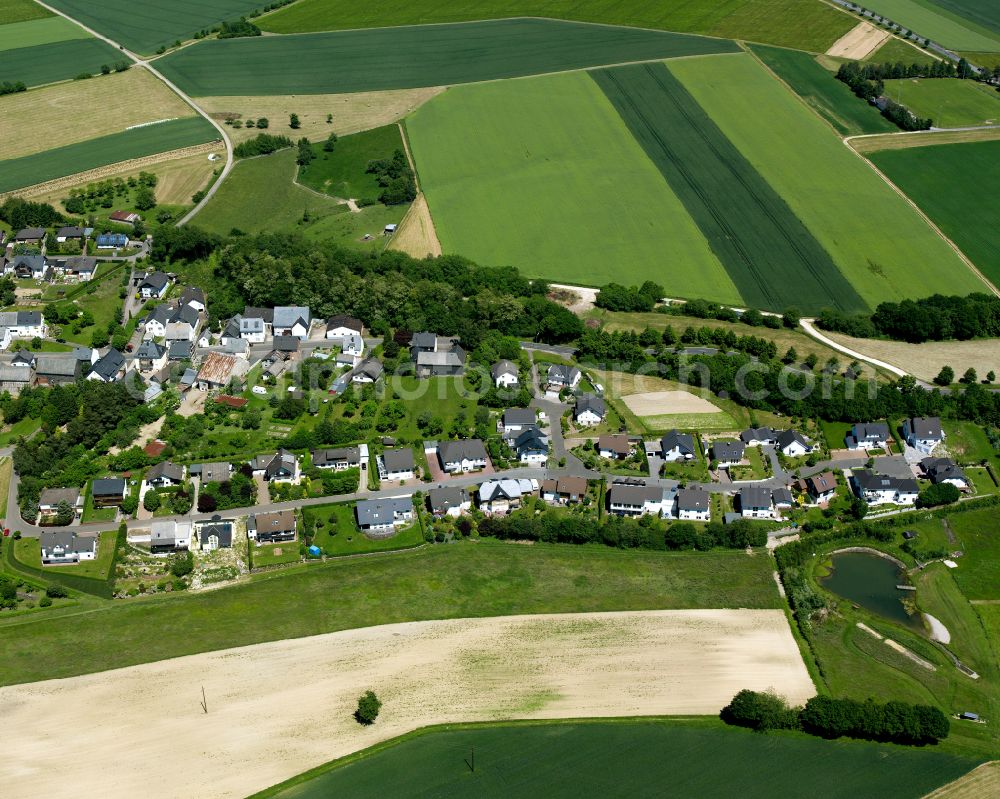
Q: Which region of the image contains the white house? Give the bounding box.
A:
[676,488,711,521]
[39,531,96,563]
[852,469,918,506]
[0,310,47,339]
[150,520,192,553]
[776,429,812,458]
[574,394,606,427]
[711,440,745,469]
[248,510,297,543]
[273,306,311,339]
[87,348,127,382]
[38,487,84,519]
[660,430,695,462]
[608,481,675,518]
[921,457,968,490]
[598,433,631,460]
[740,427,777,447]
[137,271,171,299]
[438,439,489,473]
[144,461,185,488]
[428,486,471,518]
[325,314,363,340]
[846,422,890,451]
[739,486,774,519]
[252,450,300,484]
[547,363,581,390]
[511,427,548,464]
[499,407,535,434]
[355,498,413,536]
[380,447,415,481]
[478,478,535,515]
[492,360,519,389]
[180,287,206,313]
[312,446,365,471]
[352,358,384,384]
[903,417,944,454]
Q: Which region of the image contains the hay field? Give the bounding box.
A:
[198,87,444,143]
[0,609,814,799]
[623,390,721,417]
[0,68,196,160]
[0,0,51,24]
[826,21,891,59]
[388,193,442,258]
[851,127,1000,153]
[924,762,1000,798]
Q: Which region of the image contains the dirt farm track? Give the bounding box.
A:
[0,609,813,799]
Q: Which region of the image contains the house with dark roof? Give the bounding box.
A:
[739,486,774,519]
[511,426,549,464]
[492,360,519,389]
[325,314,363,339]
[38,487,84,519]
[355,498,413,537]
[410,333,466,377]
[87,348,126,383]
[10,350,35,368]
[676,488,710,521]
[145,461,185,488]
[499,407,535,434]
[660,430,695,462]
[197,518,234,551]
[598,433,631,460]
[772,487,795,509]
[96,233,130,250]
[150,520,192,553]
[15,227,45,244]
[438,439,489,473]
[852,469,919,506]
[574,393,606,427]
[39,531,96,564]
[180,286,206,312]
[273,306,311,339]
[312,446,367,471]
[168,340,192,362]
[34,355,81,386]
[248,510,297,543]
[540,476,588,505]
[711,440,745,468]
[5,254,47,280]
[608,481,675,518]
[136,341,167,372]
[776,429,811,457]
[740,427,777,447]
[55,255,98,282]
[920,457,968,489]
[380,447,415,480]
[428,486,471,517]
[903,417,944,454]
[352,358,383,384]
[137,270,171,299]
[546,363,581,390]
[478,478,536,514]
[91,477,126,507]
[800,471,838,503]
[189,462,232,484]
[846,422,890,451]
[252,449,300,483]
[55,226,85,242]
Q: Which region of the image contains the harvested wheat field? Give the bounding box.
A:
[0,609,812,799]
[0,68,195,159]
[923,761,1000,798]
[851,127,1000,154]
[826,21,890,59]
[623,390,721,417]
[388,193,442,258]
[199,86,444,143]
[822,331,1000,383]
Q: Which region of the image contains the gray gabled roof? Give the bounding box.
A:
[853,469,919,493]
[609,482,663,506]
[180,286,205,306]
[739,486,772,510]
[325,314,363,333]
[168,340,191,359]
[356,358,383,380]
[356,497,411,527]
[712,440,745,462]
[547,363,580,384]
[244,306,273,323]
[199,520,233,547]
[39,487,81,507]
[410,331,437,349]
[146,461,184,483]
[136,341,166,360]
[492,360,518,379]
[676,488,710,512]
[91,348,125,380]
[438,439,487,464]
[273,305,310,328]
[312,447,359,467]
[503,408,535,427]
[428,486,467,513]
[921,457,966,484]
[852,422,890,440]
[92,477,126,496]
[273,335,299,352]
[661,429,695,456]
[139,271,170,291]
[0,365,31,383]
[40,530,94,554]
[740,427,776,444]
[575,393,606,418]
[35,355,80,377]
[513,426,547,453]
[907,416,943,440]
[776,429,808,450]
[381,447,414,472]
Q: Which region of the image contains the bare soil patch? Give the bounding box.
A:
[0,69,196,160]
[388,193,442,258]
[826,22,890,60]
[0,609,813,799]
[550,283,598,314]
[198,87,445,144]
[623,390,721,418]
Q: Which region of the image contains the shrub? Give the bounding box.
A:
[917,483,960,508]
[45,584,68,598]
[39,594,52,607]
[721,689,799,732]
[233,133,293,159]
[354,690,381,725]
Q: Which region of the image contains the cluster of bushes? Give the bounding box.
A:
[478,513,766,552]
[852,60,959,81]
[0,81,26,96]
[218,17,260,38]
[233,133,293,158]
[917,482,961,508]
[818,293,1000,343]
[0,197,63,231]
[198,471,257,512]
[660,298,795,330]
[722,690,949,745]
[62,172,157,216]
[835,63,931,130]
[366,149,416,205]
[595,281,665,312]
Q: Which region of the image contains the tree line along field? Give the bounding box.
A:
[860,0,1000,52]
[0,543,781,686]
[405,70,742,301]
[0,36,122,89]
[750,44,896,136]
[593,62,864,313]
[870,140,1000,287]
[252,720,978,799]
[258,0,858,53]
[882,77,1000,127]
[0,117,218,193]
[40,0,265,55]
[156,18,740,96]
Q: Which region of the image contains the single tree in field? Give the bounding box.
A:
[985,371,995,384]
[355,690,381,725]
[782,346,797,364]
[803,353,818,370]
[959,367,977,385]
[934,365,954,386]
[289,113,300,129]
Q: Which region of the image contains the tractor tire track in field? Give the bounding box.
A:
[591,62,865,313]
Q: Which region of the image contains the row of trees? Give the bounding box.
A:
[233,133,293,159]
[817,293,1000,343]
[0,197,64,231]
[0,81,26,97]
[721,690,949,745]
[595,281,665,312]
[835,63,932,131]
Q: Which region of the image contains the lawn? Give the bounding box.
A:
[945,506,1000,600]
[81,489,118,523]
[260,0,856,53]
[0,542,781,685]
[194,149,348,236]
[252,719,977,799]
[871,140,1000,287]
[407,70,738,297]
[386,374,479,442]
[0,16,86,51]
[750,44,896,136]
[0,69,197,161]
[297,124,403,202]
[669,53,986,309]
[0,116,217,193]
[302,202,410,251]
[302,502,425,556]
[0,0,51,25]
[0,37,124,88]
[0,416,42,447]
[942,420,996,464]
[13,530,116,580]
[252,540,301,568]
[57,268,126,345]
[157,18,740,97]
[860,0,1000,52]
[42,0,264,54]
[883,78,1000,127]
[0,457,11,519]
[593,62,863,314]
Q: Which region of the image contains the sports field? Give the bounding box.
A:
[870,140,1000,286]
[668,53,986,308]
[0,69,196,160]
[0,16,87,50]
[42,0,265,54]
[883,77,1000,127]
[751,44,896,135]
[255,720,978,799]
[156,18,740,96]
[0,610,814,799]
[260,0,857,53]
[407,70,739,298]
[0,117,217,193]
[195,149,349,235]
[861,0,1000,51]
[0,543,780,686]
[594,62,863,312]
[0,36,122,87]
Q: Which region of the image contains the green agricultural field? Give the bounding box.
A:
[195,149,350,237]
[407,70,739,298]
[0,17,87,51]
[865,35,938,64]
[0,0,51,24]
[301,202,410,251]
[751,45,896,135]
[41,0,264,54]
[0,542,781,685]
[668,53,987,308]
[0,116,216,193]
[862,0,1000,51]
[260,0,856,53]
[0,37,123,88]
[870,140,1000,286]
[297,124,403,201]
[157,18,740,96]
[252,719,977,799]
[593,62,863,313]
[883,77,1000,127]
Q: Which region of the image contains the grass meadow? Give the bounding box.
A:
[157,18,739,96]
[407,70,739,297]
[251,719,977,799]
[0,37,122,88]
[0,16,87,51]
[0,542,781,685]
[42,0,264,54]
[751,44,896,135]
[260,0,856,52]
[870,140,1000,287]
[0,0,51,24]
[297,124,403,201]
[865,35,939,64]
[883,78,1000,127]
[669,53,986,308]
[0,116,216,193]
[860,0,1000,52]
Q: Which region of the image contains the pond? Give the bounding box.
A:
[820,551,921,630]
